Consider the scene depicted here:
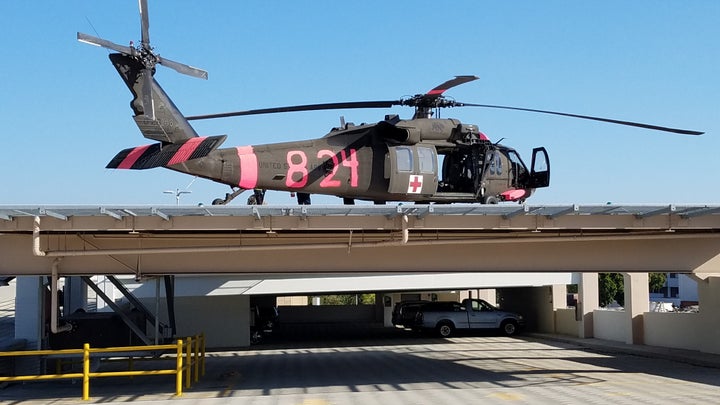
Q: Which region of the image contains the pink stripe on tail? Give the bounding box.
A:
[167,137,205,166]
[118,145,151,169]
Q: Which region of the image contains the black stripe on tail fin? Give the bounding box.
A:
[107,135,226,169]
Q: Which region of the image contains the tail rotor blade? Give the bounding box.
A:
[139,0,151,48]
[77,32,133,55]
[158,57,208,80]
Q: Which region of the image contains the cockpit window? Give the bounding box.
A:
[506,150,524,166]
[506,150,528,172]
[504,149,529,186]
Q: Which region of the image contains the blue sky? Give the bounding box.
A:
[1,1,717,206]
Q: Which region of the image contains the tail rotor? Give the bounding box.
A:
[77,0,207,120]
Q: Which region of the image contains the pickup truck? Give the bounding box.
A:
[393,298,524,337]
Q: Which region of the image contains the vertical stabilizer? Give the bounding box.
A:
[109,53,199,143]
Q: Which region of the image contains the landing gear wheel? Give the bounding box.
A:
[212,188,245,205]
[483,195,499,204]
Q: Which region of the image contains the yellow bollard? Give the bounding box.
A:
[193,335,200,383]
[82,343,90,401]
[175,339,183,397]
[185,337,192,389]
[200,333,206,377]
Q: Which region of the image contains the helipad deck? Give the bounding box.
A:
[1,204,719,276]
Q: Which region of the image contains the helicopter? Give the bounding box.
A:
[79,1,703,206]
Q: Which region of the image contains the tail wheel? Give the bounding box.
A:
[501,320,518,336]
[436,322,455,338]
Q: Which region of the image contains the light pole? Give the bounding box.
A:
[164,189,191,205]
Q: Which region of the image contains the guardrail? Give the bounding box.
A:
[0,333,205,400]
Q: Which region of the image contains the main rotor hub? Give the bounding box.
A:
[401,95,460,118]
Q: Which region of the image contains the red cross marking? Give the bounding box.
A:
[408,175,423,193]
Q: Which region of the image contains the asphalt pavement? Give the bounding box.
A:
[2,325,720,405]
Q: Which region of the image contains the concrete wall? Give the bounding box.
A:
[140,295,250,349]
[593,310,627,342]
[554,308,579,337]
[555,307,715,353]
[643,312,701,350]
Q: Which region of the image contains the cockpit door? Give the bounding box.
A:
[529,147,550,188]
[385,145,439,196]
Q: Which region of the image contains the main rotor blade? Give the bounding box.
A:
[427,75,479,96]
[186,101,398,121]
[158,56,208,80]
[139,0,151,48]
[77,32,133,55]
[459,103,704,135]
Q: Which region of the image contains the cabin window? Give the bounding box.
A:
[488,152,502,175]
[395,147,413,172]
[417,146,436,174]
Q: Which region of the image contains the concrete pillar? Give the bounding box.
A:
[695,276,720,354]
[536,285,567,333]
[577,273,599,338]
[63,276,87,314]
[623,272,649,345]
[550,283,566,334]
[14,277,44,374]
[379,293,394,327]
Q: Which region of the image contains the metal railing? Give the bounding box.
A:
[0,333,205,400]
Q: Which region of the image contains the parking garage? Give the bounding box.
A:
[2,203,720,355]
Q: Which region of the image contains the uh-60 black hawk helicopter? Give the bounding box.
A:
[79,1,703,206]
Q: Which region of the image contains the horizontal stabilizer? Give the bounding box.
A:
[107,135,226,169]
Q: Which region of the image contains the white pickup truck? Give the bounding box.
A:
[395,298,524,337]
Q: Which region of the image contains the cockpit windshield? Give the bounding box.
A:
[504,149,529,187]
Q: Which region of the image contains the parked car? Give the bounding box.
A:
[395,298,524,337]
[392,300,430,329]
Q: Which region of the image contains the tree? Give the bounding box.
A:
[598,273,624,307]
[597,273,668,307]
[649,273,667,293]
[316,294,376,305]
